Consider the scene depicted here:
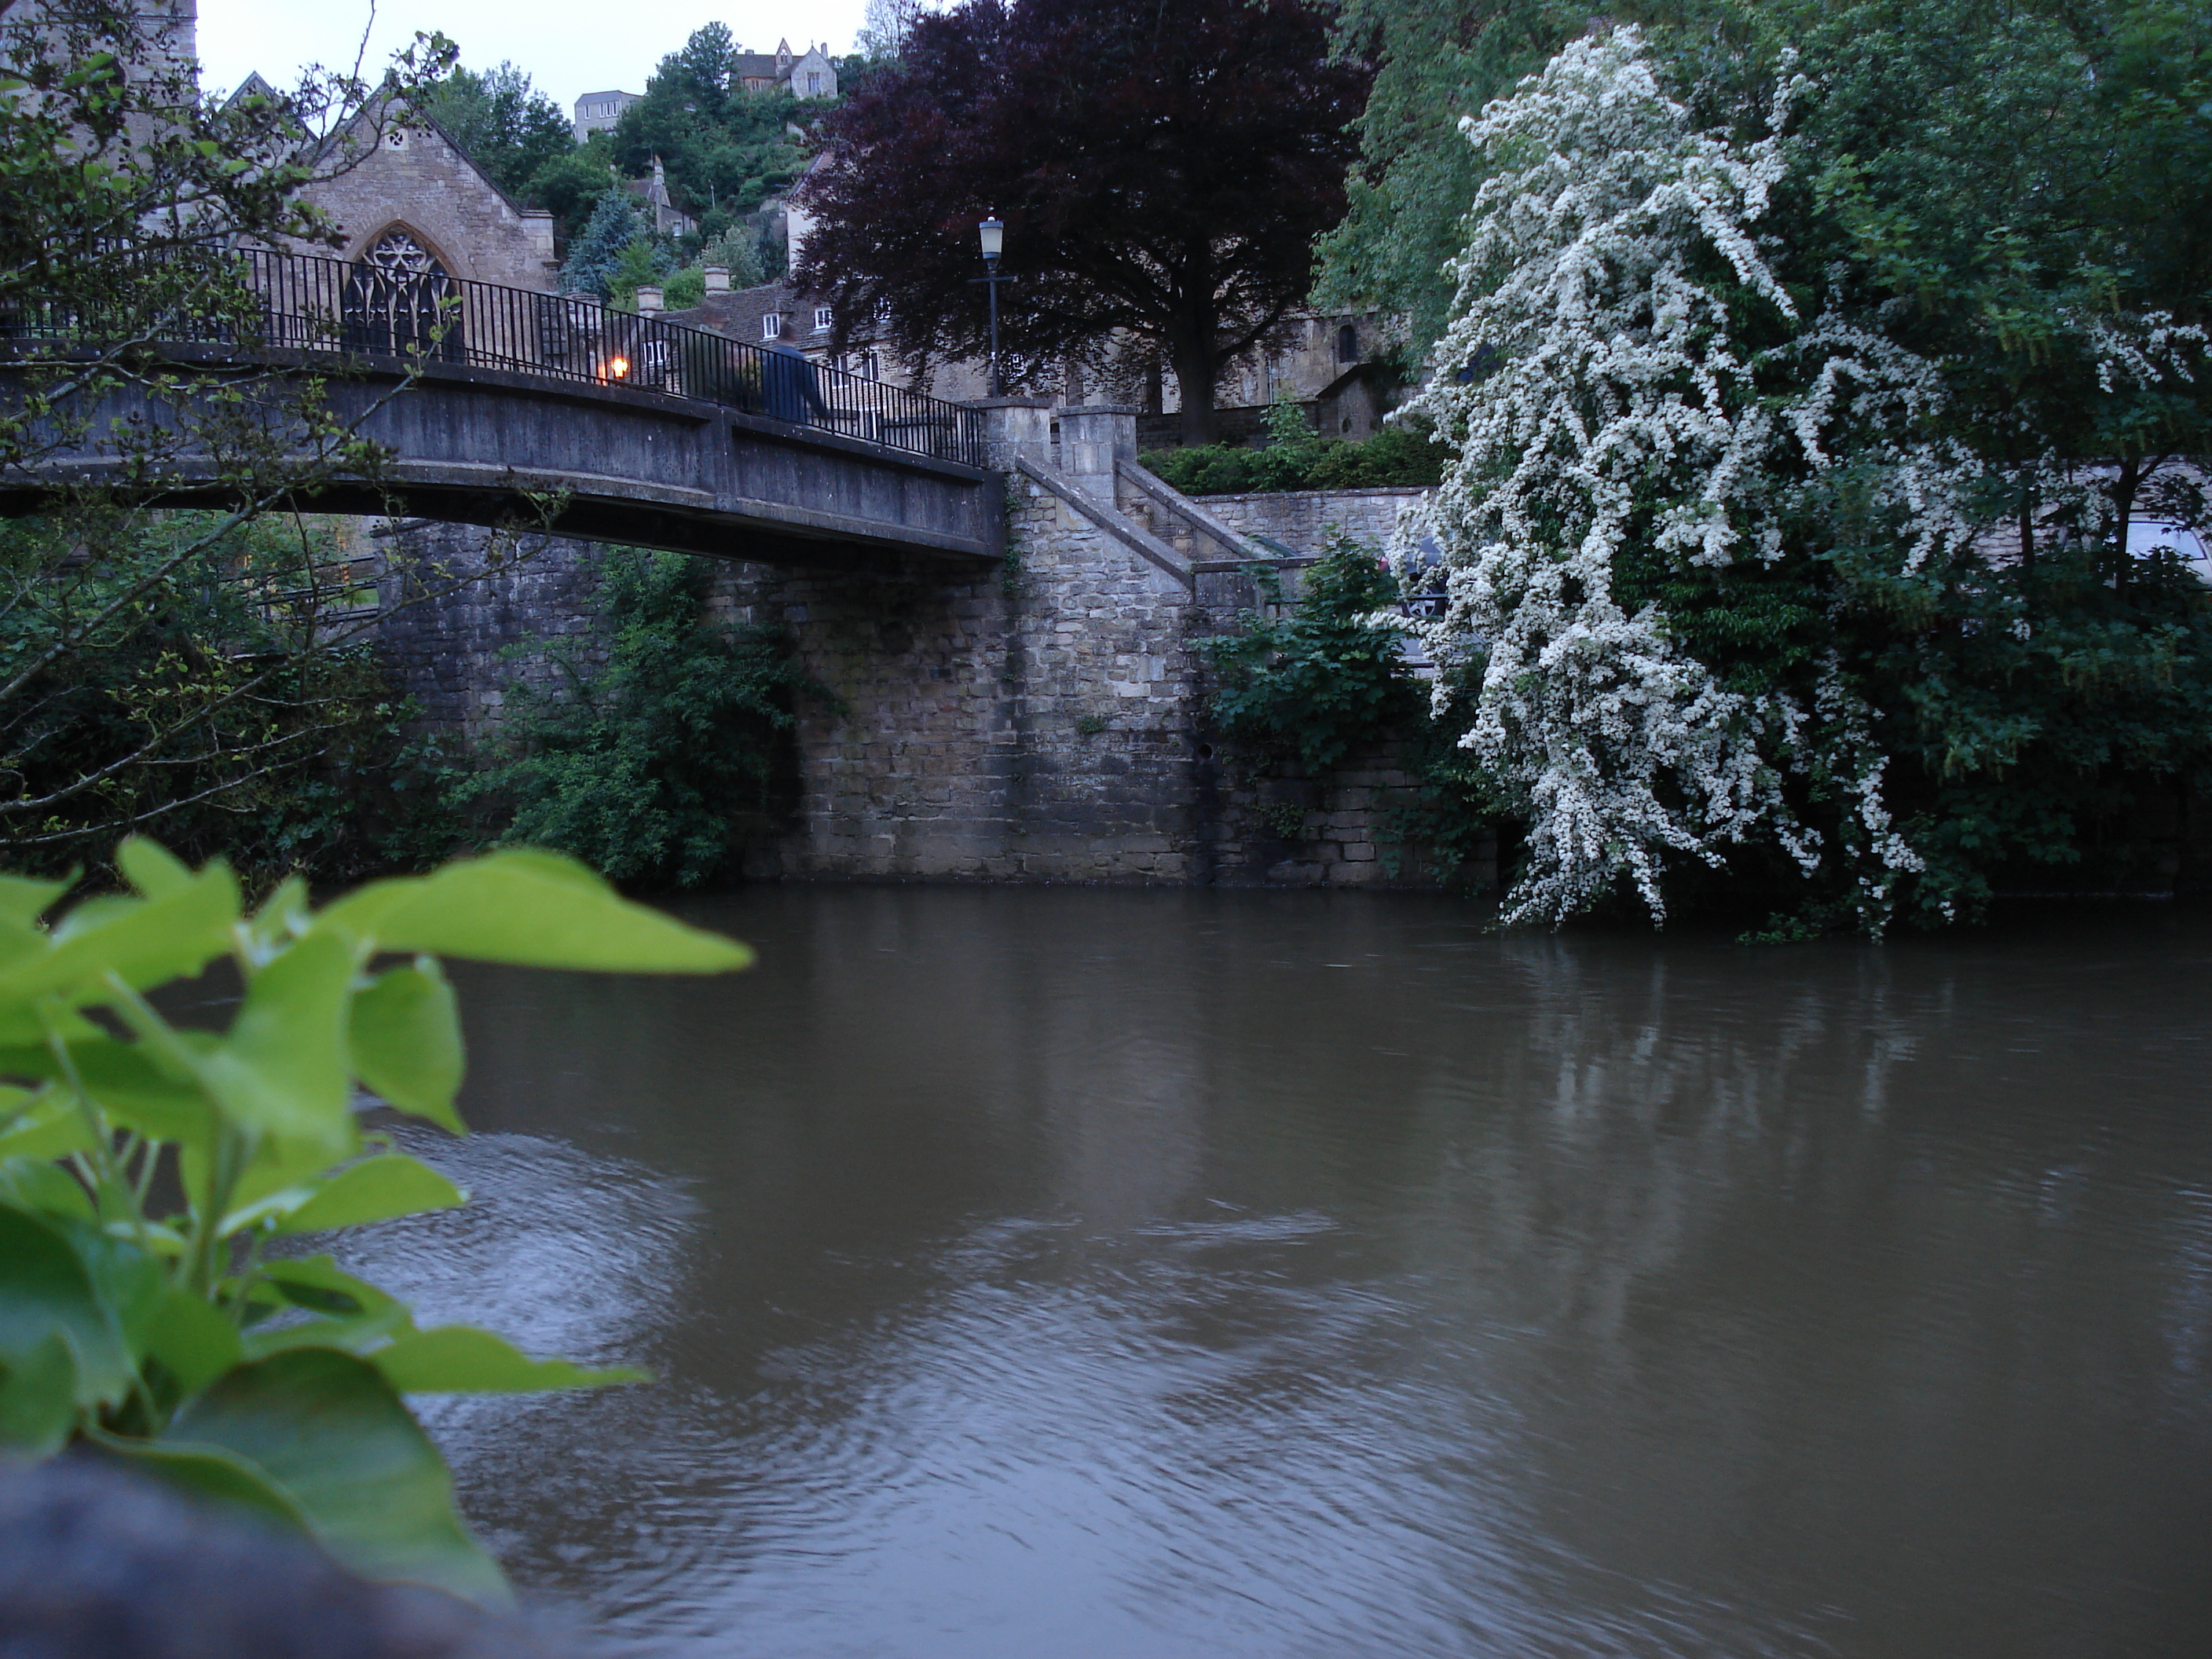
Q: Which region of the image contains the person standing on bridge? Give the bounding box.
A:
[763,341,833,427]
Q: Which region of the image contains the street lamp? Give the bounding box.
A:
[976,214,1005,395]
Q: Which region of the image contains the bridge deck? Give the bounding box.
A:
[0,253,1004,569]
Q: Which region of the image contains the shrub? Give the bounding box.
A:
[1199,535,1500,878]
[463,549,826,888]
[1140,408,1445,496]
[1201,538,1423,772]
[0,513,446,885]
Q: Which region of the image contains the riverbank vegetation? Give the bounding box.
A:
[1199,539,1500,882]
[1332,0,2212,933]
[460,549,824,888]
[0,512,513,887]
[0,3,493,892]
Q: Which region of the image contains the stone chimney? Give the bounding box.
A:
[703,266,731,293]
[635,285,664,313]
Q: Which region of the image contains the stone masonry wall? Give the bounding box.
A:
[717,477,1204,881]
[1190,486,1429,554]
[370,521,608,733]
[364,468,1468,889]
[295,115,560,291]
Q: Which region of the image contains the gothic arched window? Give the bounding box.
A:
[343,229,461,361]
[1335,323,1359,364]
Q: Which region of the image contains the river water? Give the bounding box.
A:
[339,888,2212,1658]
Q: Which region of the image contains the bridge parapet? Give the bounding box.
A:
[0,251,1005,568]
[7,249,988,470]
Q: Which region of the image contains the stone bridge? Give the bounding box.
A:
[0,253,1002,571]
[0,251,1461,889]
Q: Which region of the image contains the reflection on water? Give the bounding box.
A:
[334,889,2212,1658]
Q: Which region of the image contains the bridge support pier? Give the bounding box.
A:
[363,426,1456,887]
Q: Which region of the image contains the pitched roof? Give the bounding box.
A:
[306,93,545,224]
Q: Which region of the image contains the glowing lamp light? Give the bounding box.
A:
[606,356,631,379]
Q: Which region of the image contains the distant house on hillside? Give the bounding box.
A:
[629,156,696,238]
[572,40,837,144]
[572,89,640,143]
[734,40,839,101]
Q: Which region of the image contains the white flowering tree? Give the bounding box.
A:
[1397,28,2206,930]
[1401,31,1822,923]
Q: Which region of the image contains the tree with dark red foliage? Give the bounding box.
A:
[793,0,1370,444]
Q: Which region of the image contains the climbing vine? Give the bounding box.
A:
[1199,537,1499,879]
[463,549,826,887]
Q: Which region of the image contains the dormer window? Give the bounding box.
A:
[762,313,783,341]
[814,306,834,333]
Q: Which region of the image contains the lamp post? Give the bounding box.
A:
[977,214,1005,395]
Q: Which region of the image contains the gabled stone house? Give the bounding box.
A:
[734,40,838,100]
[280,97,560,292]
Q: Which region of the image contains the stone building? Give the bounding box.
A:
[284,99,560,291]
[570,38,837,143]
[571,89,639,142]
[734,40,839,100]
[632,156,696,238]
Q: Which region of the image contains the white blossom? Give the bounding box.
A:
[2084,310,2207,395]
[1397,30,1818,925]
[1395,28,1998,928]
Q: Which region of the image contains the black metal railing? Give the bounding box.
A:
[5,247,988,470]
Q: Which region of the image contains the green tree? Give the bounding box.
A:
[0,3,528,877]
[1314,0,1583,360]
[558,189,657,296]
[1404,19,2212,932]
[606,24,812,224]
[419,60,573,200]
[523,133,621,240]
[0,513,458,881]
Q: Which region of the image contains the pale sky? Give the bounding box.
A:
[194,0,868,111]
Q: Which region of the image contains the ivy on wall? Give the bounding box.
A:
[462,549,830,888]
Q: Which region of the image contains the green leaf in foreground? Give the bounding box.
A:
[0,1207,133,1408]
[96,1434,314,1532]
[193,928,357,1153]
[372,1324,647,1393]
[271,1153,465,1234]
[321,848,755,973]
[0,1332,80,1456]
[164,1348,509,1605]
[347,961,465,1132]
